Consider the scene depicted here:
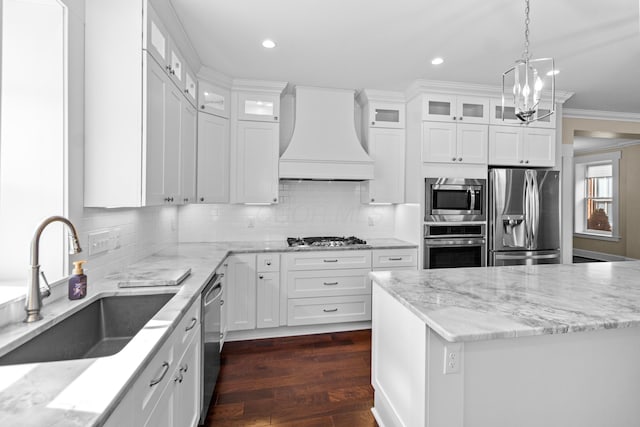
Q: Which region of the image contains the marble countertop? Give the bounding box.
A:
[370,261,640,343]
[0,238,416,426]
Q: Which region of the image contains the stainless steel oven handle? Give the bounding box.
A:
[424,238,485,246]
[496,253,559,260]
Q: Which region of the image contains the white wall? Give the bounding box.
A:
[179,181,396,242]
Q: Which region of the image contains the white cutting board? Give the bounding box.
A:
[110,267,191,288]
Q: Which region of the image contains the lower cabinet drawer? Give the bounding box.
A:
[287,295,372,326]
[287,268,371,298]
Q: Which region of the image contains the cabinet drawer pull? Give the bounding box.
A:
[323,259,338,263]
[323,308,338,313]
[150,362,170,387]
[323,281,339,286]
[388,257,403,261]
[185,317,198,331]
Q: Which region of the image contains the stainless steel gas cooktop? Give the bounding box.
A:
[286,236,367,247]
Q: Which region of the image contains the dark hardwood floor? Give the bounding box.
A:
[203,330,377,427]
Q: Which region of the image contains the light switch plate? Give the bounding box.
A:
[88,230,110,256]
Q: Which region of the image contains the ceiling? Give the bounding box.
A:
[170,0,640,113]
[574,136,640,154]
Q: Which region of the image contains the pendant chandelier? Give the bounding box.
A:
[502,0,555,124]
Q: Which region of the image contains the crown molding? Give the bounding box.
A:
[232,79,288,93]
[405,79,574,104]
[197,67,233,89]
[563,108,640,122]
[356,89,405,105]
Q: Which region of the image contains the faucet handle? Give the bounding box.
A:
[40,271,51,299]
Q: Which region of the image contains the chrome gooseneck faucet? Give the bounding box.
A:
[25,216,82,323]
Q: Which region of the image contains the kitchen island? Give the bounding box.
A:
[370,262,640,427]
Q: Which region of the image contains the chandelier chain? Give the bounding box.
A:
[523,0,531,59]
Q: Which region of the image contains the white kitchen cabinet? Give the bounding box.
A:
[179,102,197,204]
[360,127,405,204]
[196,112,230,203]
[489,126,555,167]
[237,91,280,122]
[284,251,372,327]
[489,98,556,128]
[422,122,487,165]
[256,254,280,329]
[184,70,197,106]
[372,248,418,270]
[422,94,489,124]
[231,121,279,204]
[144,55,181,206]
[85,0,198,207]
[198,81,230,118]
[172,326,201,427]
[257,272,279,329]
[367,102,405,129]
[226,254,257,331]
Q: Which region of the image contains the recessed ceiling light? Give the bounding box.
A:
[262,39,276,49]
[546,69,560,76]
[431,57,444,65]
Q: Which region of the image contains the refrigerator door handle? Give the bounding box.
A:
[531,172,540,247]
[524,172,532,249]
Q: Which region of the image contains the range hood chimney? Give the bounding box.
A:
[279,86,374,180]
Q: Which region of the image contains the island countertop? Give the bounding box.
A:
[370,260,640,343]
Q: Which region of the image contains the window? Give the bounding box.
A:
[0,0,67,283]
[574,152,620,240]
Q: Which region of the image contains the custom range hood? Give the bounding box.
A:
[279,86,373,180]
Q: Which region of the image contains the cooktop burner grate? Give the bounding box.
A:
[286,236,367,247]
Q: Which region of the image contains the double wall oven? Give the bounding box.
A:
[424,178,487,269]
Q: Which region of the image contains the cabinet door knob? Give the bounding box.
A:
[458,157,462,161]
[184,89,189,94]
[274,116,278,121]
[273,198,277,202]
[200,105,205,109]
[453,116,457,120]
[200,197,205,202]
[459,117,463,121]
[371,198,375,202]
[525,160,530,164]
[266,261,271,266]
[520,160,524,164]
[258,274,264,279]
[452,157,457,161]
[371,121,375,125]
[184,198,189,202]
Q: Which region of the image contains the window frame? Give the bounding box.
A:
[573,151,621,241]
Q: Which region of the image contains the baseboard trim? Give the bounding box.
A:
[573,248,635,262]
[225,321,372,342]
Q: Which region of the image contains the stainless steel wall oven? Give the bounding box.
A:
[424,224,486,269]
[425,178,486,222]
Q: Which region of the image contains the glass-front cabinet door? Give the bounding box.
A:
[456,96,489,124]
[144,4,168,68]
[168,43,184,88]
[237,92,280,122]
[422,94,456,122]
[198,81,230,118]
[489,98,556,128]
[368,102,405,129]
[184,71,197,106]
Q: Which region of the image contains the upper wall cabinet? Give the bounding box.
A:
[367,102,405,129]
[84,0,197,207]
[198,81,230,118]
[237,92,280,122]
[197,111,230,203]
[422,94,489,124]
[489,126,555,167]
[489,98,556,128]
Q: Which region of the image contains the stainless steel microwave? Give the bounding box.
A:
[425,178,486,222]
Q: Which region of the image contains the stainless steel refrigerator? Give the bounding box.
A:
[488,168,560,266]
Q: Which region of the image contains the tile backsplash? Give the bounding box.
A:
[78,206,178,281]
[179,181,396,242]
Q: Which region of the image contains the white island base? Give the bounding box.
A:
[372,283,640,427]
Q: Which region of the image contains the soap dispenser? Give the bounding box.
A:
[69,260,87,300]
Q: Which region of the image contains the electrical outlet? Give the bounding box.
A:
[443,343,462,374]
[88,230,111,256]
